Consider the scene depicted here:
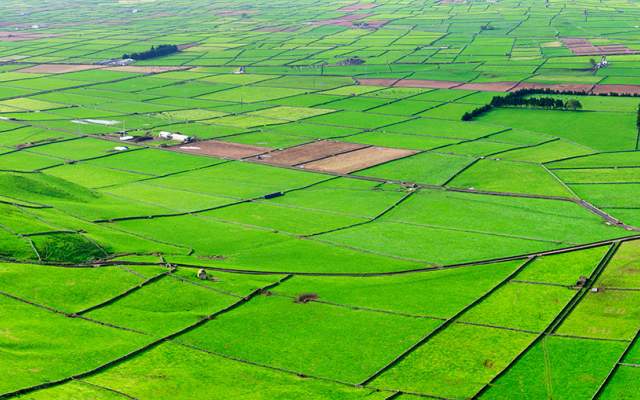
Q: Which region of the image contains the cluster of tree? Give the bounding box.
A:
[490,93,582,110]
[462,90,584,121]
[123,44,178,60]
[461,104,492,121]
[637,104,640,134]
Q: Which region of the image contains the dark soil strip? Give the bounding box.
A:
[0,275,292,399]
[471,243,620,399]
[360,257,533,386]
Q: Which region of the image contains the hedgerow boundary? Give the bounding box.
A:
[0,275,293,399]
[471,242,621,399]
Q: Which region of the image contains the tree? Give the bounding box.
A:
[565,99,583,111]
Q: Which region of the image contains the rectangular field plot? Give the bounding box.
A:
[599,366,640,400]
[84,275,247,336]
[547,151,640,169]
[203,201,366,235]
[83,343,388,400]
[476,108,636,152]
[179,294,442,383]
[357,151,473,185]
[45,163,148,188]
[26,137,135,162]
[258,178,406,219]
[144,161,328,199]
[373,324,536,398]
[554,167,640,184]
[316,220,557,266]
[514,246,608,285]
[596,240,640,288]
[459,282,575,331]
[273,260,521,318]
[385,190,626,246]
[171,140,270,159]
[0,151,62,171]
[252,140,367,166]
[0,295,150,394]
[301,146,418,174]
[343,131,459,150]
[448,159,575,197]
[557,290,640,340]
[115,215,289,257]
[0,262,155,312]
[480,336,627,400]
[101,181,238,212]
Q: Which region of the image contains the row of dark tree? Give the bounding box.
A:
[123,44,179,60]
[462,89,584,121]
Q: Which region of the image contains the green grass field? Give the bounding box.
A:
[1,0,640,398]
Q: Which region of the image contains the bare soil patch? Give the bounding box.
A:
[18,64,100,74]
[252,141,368,166]
[301,146,418,174]
[171,140,271,159]
[592,84,640,95]
[510,82,594,93]
[561,37,638,55]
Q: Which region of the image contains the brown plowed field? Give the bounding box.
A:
[252,140,368,166]
[510,82,594,93]
[592,84,640,95]
[301,146,418,174]
[171,140,271,159]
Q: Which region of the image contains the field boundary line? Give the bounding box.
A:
[591,327,640,399]
[74,268,173,315]
[74,379,139,400]
[0,288,144,334]
[0,275,292,399]
[304,188,416,237]
[471,242,620,399]
[359,257,533,386]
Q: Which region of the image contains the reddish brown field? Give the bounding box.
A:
[301,146,418,174]
[561,37,637,55]
[18,64,100,74]
[253,141,368,166]
[360,76,640,95]
[171,140,270,159]
[592,84,640,95]
[510,82,595,93]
